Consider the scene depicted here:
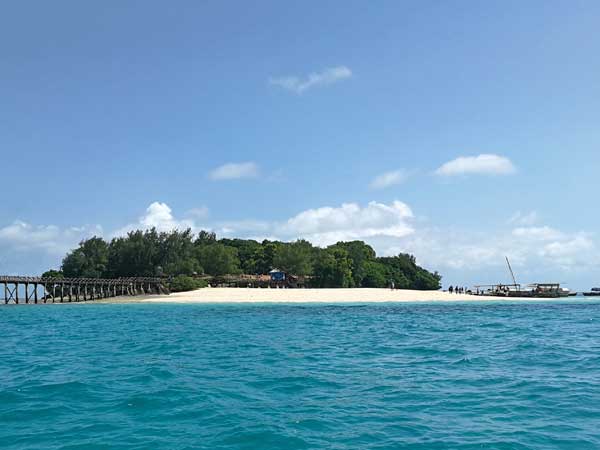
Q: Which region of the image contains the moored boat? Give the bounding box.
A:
[558,287,572,298]
[583,288,600,297]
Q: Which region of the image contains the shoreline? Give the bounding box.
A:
[124,287,559,304]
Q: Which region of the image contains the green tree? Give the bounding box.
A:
[196,230,217,246]
[169,275,208,292]
[273,240,314,276]
[41,269,63,279]
[106,229,160,277]
[219,238,263,274]
[254,240,280,274]
[62,236,109,278]
[360,261,388,288]
[377,253,441,290]
[195,243,241,276]
[311,247,353,288]
[159,229,202,276]
[331,241,377,287]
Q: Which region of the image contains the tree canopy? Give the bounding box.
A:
[51,228,442,290]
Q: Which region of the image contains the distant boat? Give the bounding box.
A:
[528,283,571,298]
[583,288,600,297]
[558,287,572,298]
[476,259,575,299]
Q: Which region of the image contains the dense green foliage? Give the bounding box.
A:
[169,275,208,292]
[54,229,441,290]
[195,243,241,276]
[273,239,314,276]
[311,247,353,288]
[41,269,64,279]
[61,237,109,278]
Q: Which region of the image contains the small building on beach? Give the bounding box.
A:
[269,269,286,282]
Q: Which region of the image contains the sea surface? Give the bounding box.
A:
[1,301,600,449]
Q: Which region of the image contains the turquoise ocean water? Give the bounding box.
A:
[1,301,600,449]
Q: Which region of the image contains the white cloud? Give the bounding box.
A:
[114,202,199,236]
[138,202,193,231]
[396,225,598,282]
[512,226,564,241]
[539,235,595,267]
[269,66,352,94]
[279,201,414,246]
[370,170,407,190]
[209,162,260,181]
[0,220,102,255]
[435,154,516,176]
[0,220,103,274]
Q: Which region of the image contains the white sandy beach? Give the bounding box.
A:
[137,287,528,304]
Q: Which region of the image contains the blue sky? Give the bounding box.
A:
[1,1,599,289]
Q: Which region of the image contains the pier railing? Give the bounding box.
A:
[0,276,170,304]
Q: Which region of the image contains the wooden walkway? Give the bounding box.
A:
[0,276,169,304]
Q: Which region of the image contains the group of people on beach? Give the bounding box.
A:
[448,285,469,294]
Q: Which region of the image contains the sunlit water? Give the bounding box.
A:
[2,301,600,449]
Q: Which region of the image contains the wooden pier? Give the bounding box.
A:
[0,276,169,304]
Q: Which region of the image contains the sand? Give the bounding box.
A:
[136,287,531,304]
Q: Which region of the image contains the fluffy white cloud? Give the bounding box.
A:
[0,220,102,255]
[435,154,516,176]
[209,162,260,180]
[0,220,103,274]
[0,202,209,274]
[538,234,595,268]
[397,224,598,283]
[114,202,200,236]
[279,201,414,246]
[269,66,352,94]
[370,170,407,190]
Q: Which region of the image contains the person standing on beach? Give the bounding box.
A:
[449,285,454,294]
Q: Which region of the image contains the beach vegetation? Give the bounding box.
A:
[330,241,377,287]
[273,239,314,276]
[169,275,208,292]
[360,261,388,288]
[53,228,441,290]
[105,229,201,277]
[41,269,64,279]
[195,242,241,276]
[62,237,109,278]
[311,247,353,288]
